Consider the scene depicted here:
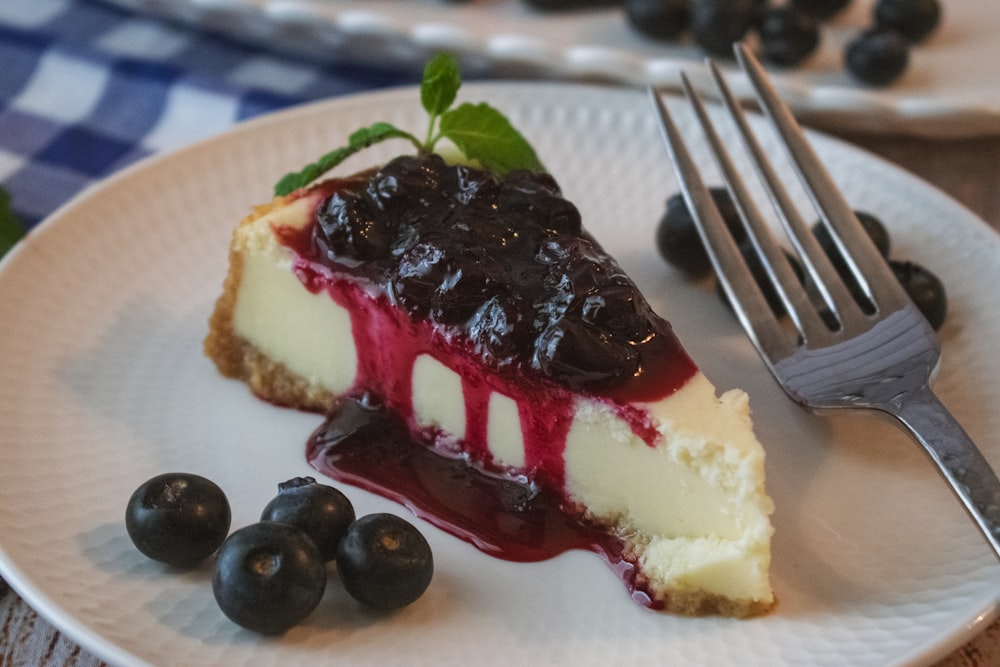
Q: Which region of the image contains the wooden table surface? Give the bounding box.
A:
[2,130,998,666]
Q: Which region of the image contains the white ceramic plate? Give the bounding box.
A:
[103,0,1000,137]
[0,83,998,667]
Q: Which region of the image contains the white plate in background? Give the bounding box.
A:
[103,0,1000,137]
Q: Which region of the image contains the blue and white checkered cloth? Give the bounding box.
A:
[0,0,416,231]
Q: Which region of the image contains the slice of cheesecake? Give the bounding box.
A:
[205,154,775,617]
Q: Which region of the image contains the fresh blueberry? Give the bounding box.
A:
[852,211,892,257]
[212,522,326,634]
[874,0,942,43]
[656,188,745,278]
[690,0,756,58]
[716,243,805,317]
[789,0,851,20]
[336,514,433,610]
[812,212,891,311]
[758,6,820,67]
[125,472,231,568]
[260,477,356,561]
[845,29,910,86]
[623,0,691,41]
[521,0,619,8]
[749,0,769,25]
[891,260,947,330]
[812,211,891,260]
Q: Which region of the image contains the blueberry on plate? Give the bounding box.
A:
[213,522,326,634]
[260,476,356,561]
[690,0,757,58]
[125,472,231,568]
[891,259,947,330]
[812,211,891,261]
[874,0,942,43]
[521,0,619,9]
[811,212,892,311]
[656,188,745,278]
[758,6,820,67]
[845,29,910,86]
[716,243,804,318]
[336,513,433,610]
[789,0,851,20]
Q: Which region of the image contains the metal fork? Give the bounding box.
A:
[649,43,1000,559]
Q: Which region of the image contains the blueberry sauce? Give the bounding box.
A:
[274,155,698,609]
[307,394,661,609]
[278,154,696,402]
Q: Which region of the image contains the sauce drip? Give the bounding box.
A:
[307,394,663,610]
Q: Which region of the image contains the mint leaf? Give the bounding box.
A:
[439,102,544,175]
[421,53,461,118]
[274,122,419,196]
[273,53,545,195]
[0,186,26,260]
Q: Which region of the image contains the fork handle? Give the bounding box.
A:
[891,385,1000,559]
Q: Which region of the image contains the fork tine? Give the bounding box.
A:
[703,59,867,334]
[680,68,835,344]
[647,86,795,362]
[733,43,909,315]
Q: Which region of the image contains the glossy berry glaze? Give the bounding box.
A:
[308,393,660,609]
[275,154,698,607]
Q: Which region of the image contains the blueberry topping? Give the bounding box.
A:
[212,522,326,634]
[891,259,947,330]
[536,317,641,390]
[874,0,942,43]
[306,154,681,396]
[316,192,393,266]
[758,6,820,67]
[260,476,356,561]
[125,472,231,568]
[845,29,910,86]
[336,513,434,610]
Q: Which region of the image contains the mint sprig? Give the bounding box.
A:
[274,123,417,198]
[438,102,543,176]
[274,53,544,197]
[0,186,26,260]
